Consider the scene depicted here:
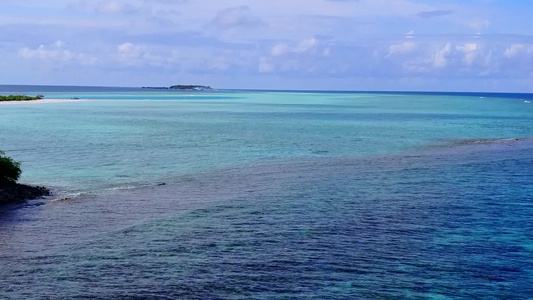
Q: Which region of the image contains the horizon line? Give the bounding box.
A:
[1,84,532,96]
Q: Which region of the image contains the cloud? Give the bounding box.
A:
[416,10,453,19]
[211,6,264,30]
[504,44,533,58]
[434,43,451,68]
[469,18,490,30]
[118,42,135,54]
[73,0,133,14]
[142,0,187,4]
[270,38,328,57]
[117,42,142,64]
[3,1,533,91]
[271,44,290,57]
[96,1,123,13]
[115,42,182,67]
[318,0,434,18]
[456,43,478,66]
[505,44,524,58]
[296,38,319,53]
[384,40,532,78]
[387,42,416,56]
[389,41,485,73]
[247,37,336,76]
[18,40,97,65]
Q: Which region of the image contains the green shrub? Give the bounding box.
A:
[0,95,44,101]
[0,151,21,184]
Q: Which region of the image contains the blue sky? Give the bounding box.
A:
[1,0,532,92]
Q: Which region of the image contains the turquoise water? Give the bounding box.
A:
[1,89,530,192]
[1,87,532,299]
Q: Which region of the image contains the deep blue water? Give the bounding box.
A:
[0,86,532,299]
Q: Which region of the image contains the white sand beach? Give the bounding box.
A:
[0,99,87,105]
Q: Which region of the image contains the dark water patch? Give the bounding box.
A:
[0,141,532,298]
[425,136,533,156]
[226,111,531,122]
[448,136,531,145]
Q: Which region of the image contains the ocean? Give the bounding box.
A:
[0,86,532,299]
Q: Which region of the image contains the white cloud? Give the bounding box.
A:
[118,42,135,54]
[387,42,416,56]
[211,6,263,30]
[271,44,290,57]
[116,42,174,67]
[18,41,97,65]
[504,44,533,58]
[270,38,328,57]
[117,42,142,64]
[434,43,451,68]
[296,38,319,53]
[469,18,490,30]
[456,43,478,66]
[19,41,71,60]
[53,40,66,48]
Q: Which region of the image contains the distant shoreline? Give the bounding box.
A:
[142,85,213,91]
[0,99,86,105]
[1,85,531,99]
[0,183,50,206]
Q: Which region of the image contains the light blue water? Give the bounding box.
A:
[0,86,532,299]
[1,89,530,192]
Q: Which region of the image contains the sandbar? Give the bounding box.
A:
[0,99,87,105]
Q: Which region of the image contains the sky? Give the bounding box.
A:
[1,0,533,92]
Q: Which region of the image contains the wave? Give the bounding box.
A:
[49,191,91,203]
[447,137,532,146]
[415,137,533,159]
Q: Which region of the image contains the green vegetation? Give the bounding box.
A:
[0,151,21,184]
[0,94,44,101]
[142,85,213,90]
[169,85,212,90]
[0,151,49,205]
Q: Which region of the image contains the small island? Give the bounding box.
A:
[170,85,213,90]
[0,94,44,102]
[0,151,49,206]
[142,85,213,91]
